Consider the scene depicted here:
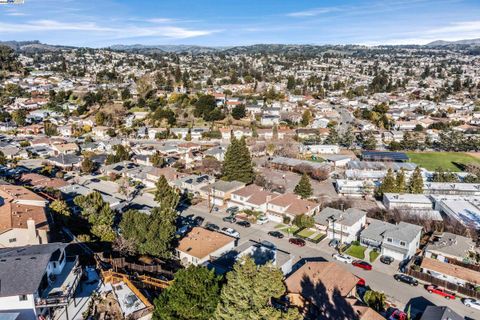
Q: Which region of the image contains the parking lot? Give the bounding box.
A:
[178,201,480,319]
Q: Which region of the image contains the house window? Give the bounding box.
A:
[8,238,16,243]
[19,295,27,301]
[386,238,392,243]
[400,241,406,246]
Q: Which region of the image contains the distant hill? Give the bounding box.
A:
[0,40,75,52]
[426,38,480,47]
[109,44,225,54]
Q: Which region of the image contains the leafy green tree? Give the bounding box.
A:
[155,175,180,210]
[432,167,458,182]
[74,191,115,241]
[293,173,313,199]
[292,214,315,229]
[214,256,301,320]
[105,144,130,164]
[364,290,386,312]
[11,109,27,126]
[395,168,406,193]
[150,152,165,168]
[377,168,396,196]
[221,137,255,184]
[0,150,6,166]
[301,109,312,127]
[120,207,177,258]
[324,127,339,144]
[44,122,58,137]
[231,105,246,120]
[81,156,96,174]
[153,266,222,320]
[49,199,71,224]
[408,167,424,194]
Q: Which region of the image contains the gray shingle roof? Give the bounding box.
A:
[0,243,66,297]
[315,207,366,227]
[420,306,463,320]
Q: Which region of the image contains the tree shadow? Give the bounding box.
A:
[299,274,359,320]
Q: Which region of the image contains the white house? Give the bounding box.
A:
[266,193,320,223]
[314,207,367,244]
[381,222,422,261]
[228,184,277,213]
[383,193,433,210]
[299,144,340,155]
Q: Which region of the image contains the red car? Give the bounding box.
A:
[289,238,306,247]
[352,260,373,270]
[426,285,456,300]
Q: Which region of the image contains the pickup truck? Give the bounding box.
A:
[426,285,456,300]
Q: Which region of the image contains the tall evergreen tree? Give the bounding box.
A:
[395,168,406,193]
[155,175,180,210]
[377,168,396,196]
[408,167,424,194]
[294,173,313,199]
[214,256,301,320]
[153,266,222,320]
[221,137,255,184]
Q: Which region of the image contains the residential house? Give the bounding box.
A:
[46,154,82,170]
[266,193,320,223]
[383,193,433,210]
[299,144,340,155]
[425,232,477,263]
[314,207,367,244]
[419,306,463,320]
[173,174,215,196]
[201,180,246,207]
[176,227,236,266]
[0,243,81,320]
[420,256,480,287]
[227,184,277,213]
[382,222,422,261]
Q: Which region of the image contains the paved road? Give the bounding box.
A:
[181,203,480,320]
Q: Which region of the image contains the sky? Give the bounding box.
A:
[0,0,480,47]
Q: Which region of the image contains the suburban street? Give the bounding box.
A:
[181,202,480,320]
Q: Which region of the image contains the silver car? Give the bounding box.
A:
[463,298,480,310]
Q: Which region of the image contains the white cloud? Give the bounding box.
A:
[424,21,480,34]
[287,7,340,17]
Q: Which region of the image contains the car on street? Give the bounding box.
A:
[386,308,408,320]
[226,206,239,214]
[268,231,284,239]
[463,298,480,310]
[380,255,394,265]
[205,223,219,231]
[332,254,353,264]
[393,274,418,286]
[193,216,205,226]
[221,227,240,238]
[223,216,237,223]
[289,238,306,247]
[352,260,373,271]
[236,220,251,228]
[256,215,269,225]
[328,239,339,248]
[426,285,456,300]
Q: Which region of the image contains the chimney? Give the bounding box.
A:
[26,219,37,243]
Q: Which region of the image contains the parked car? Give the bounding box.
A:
[426,285,456,300]
[226,206,239,214]
[221,227,240,238]
[463,298,480,310]
[380,255,394,265]
[257,215,269,225]
[223,216,237,223]
[236,220,251,228]
[205,223,219,231]
[352,260,372,271]
[193,216,205,226]
[328,239,339,248]
[261,240,276,250]
[268,231,284,239]
[332,254,353,264]
[289,238,306,247]
[386,308,408,320]
[393,274,418,286]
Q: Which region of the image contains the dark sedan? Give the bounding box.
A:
[223,216,237,223]
[393,274,418,286]
[289,238,306,247]
[268,231,284,239]
[236,220,251,228]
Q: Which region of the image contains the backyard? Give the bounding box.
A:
[406,152,480,171]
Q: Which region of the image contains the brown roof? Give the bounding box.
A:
[0,202,48,231]
[269,193,318,216]
[0,185,47,203]
[147,167,184,181]
[421,257,480,285]
[285,262,359,301]
[20,173,68,189]
[346,298,384,320]
[232,185,277,206]
[177,227,234,259]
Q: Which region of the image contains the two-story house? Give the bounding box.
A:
[314,207,367,244]
[266,193,320,223]
[381,222,423,261]
[227,184,278,213]
[201,180,246,207]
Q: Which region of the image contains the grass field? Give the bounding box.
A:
[406,152,480,171]
[369,250,380,262]
[296,228,316,238]
[345,245,366,259]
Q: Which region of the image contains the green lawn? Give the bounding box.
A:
[297,228,316,238]
[311,232,326,241]
[406,152,480,172]
[369,250,380,262]
[275,224,300,234]
[345,245,367,259]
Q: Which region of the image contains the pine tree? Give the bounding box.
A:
[408,167,424,194]
[155,175,180,210]
[221,137,255,184]
[395,168,406,193]
[153,266,221,320]
[378,168,396,196]
[294,173,313,199]
[214,256,301,320]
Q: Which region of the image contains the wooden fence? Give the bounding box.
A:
[407,268,480,299]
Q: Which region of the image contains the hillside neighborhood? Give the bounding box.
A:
[0,39,480,320]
